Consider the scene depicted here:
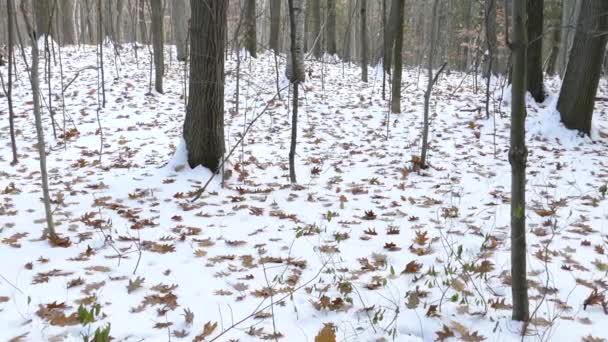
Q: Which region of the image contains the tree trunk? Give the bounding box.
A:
[325,0,336,55]
[557,0,608,135]
[171,0,188,61]
[183,0,227,172]
[360,0,368,82]
[138,0,148,44]
[526,0,545,102]
[34,0,51,38]
[545,22,560,77]
[150,0,164,93]
[557,0,580,76]
[286,0,305,83]
[269,0,281,53]
[311,0,321,58]
[243,0,256,58]
[115,0,125,43]
[483,0,497,78]
[27,2,57,240]
[390,0,404,113]
[287,0,304,184]
[60,0,76,44]
[421,0,439,168]
[383,0,398,76]
[6,0,18,165]
[510,0,529,323]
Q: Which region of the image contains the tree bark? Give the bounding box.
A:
[34,0,51,38]
[311,0,321,58]
[421,0,439,168]
[138,0,148,44]
[269,0,281,53]
[287,0,304,184]
[483,0,497,78]
[360,0,368,82]
[183,0,227,172]
[390,0,404,114]
[150,0,164,93]
[557,0,608,135]
[286,0,305,83]
[6,0,18,165]
[526,0,545,102]
[545,22,560,76]
[60,0,76,44]
[510,0,529,323]
[171,0,188,61]
[557,0,580,76]
[243,0,256,57]
[25,1,57,239]
[325,0,336,55]
[115,0,125,43]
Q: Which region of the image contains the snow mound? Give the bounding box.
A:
[526,93,592,147]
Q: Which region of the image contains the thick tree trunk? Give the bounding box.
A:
[183,0,227,172]
[243,0,256,57]
[150,0,164,93]
[269,0,281,53]
[557,0,608,135]
[557,0,580,76]
[60,0,76,44]
[325,0,336,55]
[526,0,545,102]
[360,0,368,82]
[171,0,188,61]
[311,0,321,58]
[510,0,529,323]
[390,0,404,114]
[34,0,51,38]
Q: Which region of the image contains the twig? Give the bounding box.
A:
[63,65,98,92]
[209,260,329,342]
[190,85,289,202]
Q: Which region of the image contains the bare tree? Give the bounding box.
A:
[34,0,51,38]
[2,0,18,165]
[287,0,305,184]
[420,0,445,168]
[360,0,368,82]
[60,0,77,44]
[22,0,57,241]
[557,0,608,135]
[183,0,227,171]
[243,0,257,58]
[390,0,404,114]
[150,0,164,93]
[138,0,148,44]
[311,0,321,58]
[510,0,529,323]
[325,0,336,55]
[172,0,188,61]
[269,0,281,53]
[526,0,545,102]
[557,0,580,76]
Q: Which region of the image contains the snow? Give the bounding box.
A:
[0,45,607,342]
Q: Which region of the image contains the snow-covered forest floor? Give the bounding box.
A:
[1,45,607,342]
